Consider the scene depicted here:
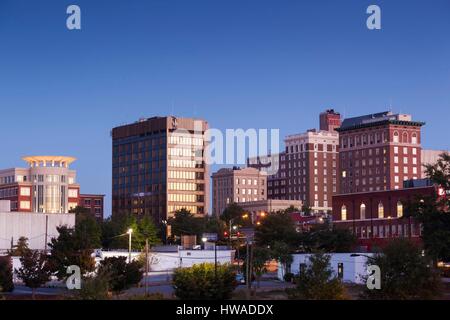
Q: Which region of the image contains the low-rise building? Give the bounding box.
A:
[79,194,105,221]
[332,181,436,250]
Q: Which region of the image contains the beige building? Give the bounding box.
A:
[239,199,303,220]
[421,149,448,178]
[212,167,267,216]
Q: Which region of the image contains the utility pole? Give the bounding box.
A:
[44,215,48,253]
[245,239,251,299]
[145,238,149,296]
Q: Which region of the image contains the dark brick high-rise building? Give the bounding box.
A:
[337,112,424,194]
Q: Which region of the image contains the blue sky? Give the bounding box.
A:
[1,0,449,216]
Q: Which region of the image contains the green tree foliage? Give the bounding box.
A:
[255,211,299,247]
[9,236,30,257]
[221,203,249,226]
[101,215,160,250]
[270,241,294,279]
[361,239,442,300]
[405,152,450,263]
[47,226,96,280]
[74,273,110,300]
[168,209,205,240]
[301,226,357,253]
[172,263,237,300]
[0,255,14,292]
[250,246,271,288]
[15,249,52,299]
[75,211,102,249]
[287,253,346,300]
[97,256,143,294]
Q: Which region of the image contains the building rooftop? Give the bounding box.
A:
[22,156,76,167]
[337,111,425,132]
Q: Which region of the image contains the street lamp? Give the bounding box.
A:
[202,237,217,281]
[127,228,133,263]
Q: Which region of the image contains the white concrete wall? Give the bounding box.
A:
[97,249,235,272]
[0,211,75,250]
[278,253,373,284]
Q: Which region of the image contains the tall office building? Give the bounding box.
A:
[111,116,210,222]
[337,111,424,194]
[0,156,80,213]
[211,167,267,216]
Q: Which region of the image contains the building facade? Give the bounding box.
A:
[320,109,341,132]
[283,129,339,213]
[332,184,436,249]
[79,194,105,221]
[212,167,267,216]
[248,152,287,200]
[0,156,80,213]
[337,112,424,194]
[112,116,210,221]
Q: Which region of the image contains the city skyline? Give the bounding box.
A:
[1,0,449,216]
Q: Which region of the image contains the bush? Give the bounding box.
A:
[0,256,14,292]
[97,257,143,294]
[172,263,238,300]
[287,253,346,300]
[283,272,294,283]
[74,273,110,300]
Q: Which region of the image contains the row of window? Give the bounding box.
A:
[341,131,418,149]
[354,223,419,238]
[341,201,404,221]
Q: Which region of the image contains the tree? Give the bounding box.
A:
[15,249,52,299]
[250,246,271,288]
[0,255,14,292]
[172,263,237,300]
[97,256,143,294]
[270,241,294,280]
[75,211,102,249]
[287,253,346,300]
[255,211,299,247]
[361,239,442,300]
[220,203,246,225]
[47,226,96,280]
[168,209,204,240]
[301,204,312,216]
[405,152,450,263]
[302,226,357,253]
[9,236,30,257]
[284,205,300,214]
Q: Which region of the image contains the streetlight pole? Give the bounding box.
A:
[127,228,133,263]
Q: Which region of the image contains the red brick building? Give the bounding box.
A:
[79,194,105,221]
[337,112,424,194]
[332,183,436,249]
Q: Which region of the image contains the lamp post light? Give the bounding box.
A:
[127,228,133,263]
[202,237,217,281]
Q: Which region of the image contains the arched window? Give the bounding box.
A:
[393,131,399,143]
[378,202,384,219]
[412,133,417,144]
[402,132,408,143]
[360,203,366,220]
[341,205,347,221]
[397,201,403,217]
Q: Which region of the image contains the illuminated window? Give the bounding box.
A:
[360,203,366,220]
[378,202,384,219]
[397,201,403,217]
[341,205,347,221]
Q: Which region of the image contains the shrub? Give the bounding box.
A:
[283,272,294,283]
[172,263,237,300]
[287,253,346,300]
[128,293,165,300]
[0,256,14,292]
[97,256,143,294]
[74,273,110,300]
